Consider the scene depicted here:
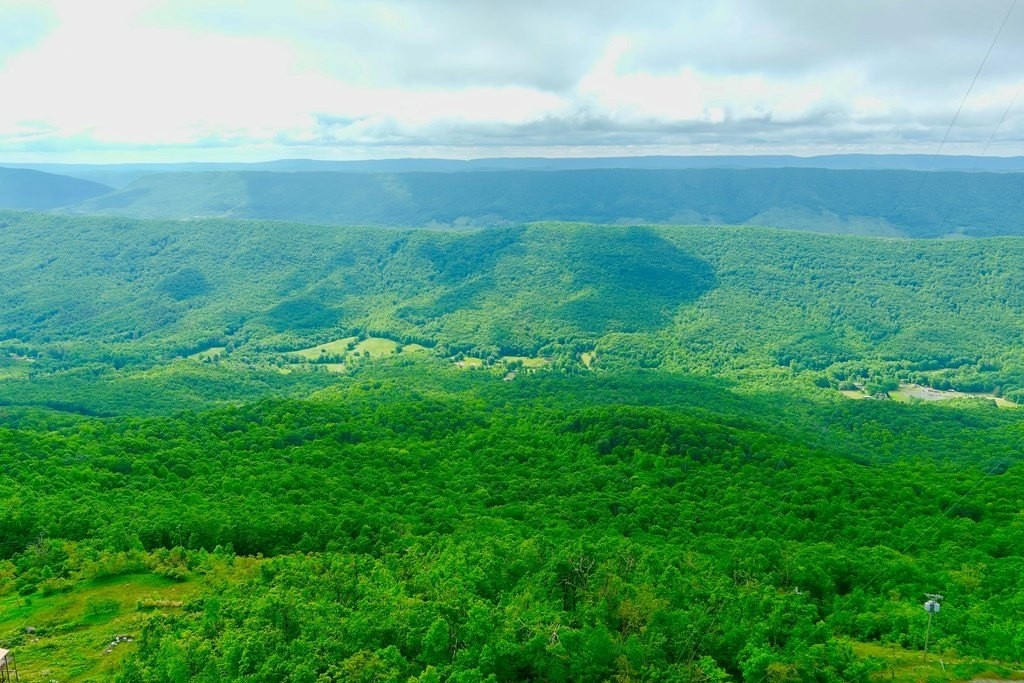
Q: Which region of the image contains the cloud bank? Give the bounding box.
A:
[1,0,1023,161]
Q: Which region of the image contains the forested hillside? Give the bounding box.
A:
[5,211,1024,402]
[67,167,1024,237]
[4,366,1024,682]
[3,209,1024,681]
[0,167,112,210]
[10,0,1024,675]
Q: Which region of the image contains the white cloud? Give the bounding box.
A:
[0,2,315,145]
[0,0,1022,161]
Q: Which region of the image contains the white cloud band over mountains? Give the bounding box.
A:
[1,0,1023,161]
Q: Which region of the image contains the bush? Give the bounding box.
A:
[39,577,74,595]
[85,596,121,616]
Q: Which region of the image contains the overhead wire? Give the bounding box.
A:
[907,0,1017,236]
[920,0,1018,174]
[754,3,1024,677]
[933,77,1023,234]
[977,79,1024,160]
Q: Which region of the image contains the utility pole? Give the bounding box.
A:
[923,593,943,662]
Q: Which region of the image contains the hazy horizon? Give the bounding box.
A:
[7,152,1024,170]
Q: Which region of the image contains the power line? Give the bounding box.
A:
[922,0,1018,172]
[754,6,1024,677]
[977,79,1024,160]
[900,0,1018,239]
[927,76,1023,235]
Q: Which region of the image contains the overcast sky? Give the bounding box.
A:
[1,0,1023,162]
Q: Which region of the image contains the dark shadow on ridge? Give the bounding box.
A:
[553,226,716,334]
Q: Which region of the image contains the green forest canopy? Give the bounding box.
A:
[2,210,1024,681]
[3,366,1024,681]
[5,211,1024,400]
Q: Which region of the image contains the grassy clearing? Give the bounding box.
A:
[850,640,1023,682]
[0,573,194,682]
[288,336,412,362]
[0,366,29,381]
[0,560,260,682]
[501,356,550,369]
[839,383,1017,408]
[278,337,425,374]
[0,356,32,380]
[353,337,398,357]
[287,337,357,360]
[276,361,342,373]
[453,353,561,372]
[889,384,1017,408]
[581,351,596,368]
[187,346,226,360]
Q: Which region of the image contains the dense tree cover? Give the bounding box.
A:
[7,212,1024,398]
[5,210,1024,679]
[1,365,1024,680]
[0,167,112,210]
[0,213,711,368]
[66,168,1024,238]
[0,361,339,417]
